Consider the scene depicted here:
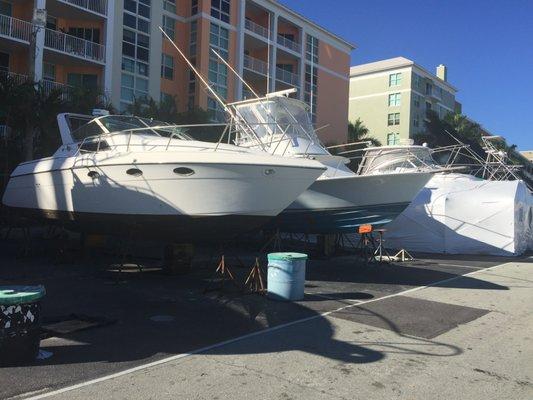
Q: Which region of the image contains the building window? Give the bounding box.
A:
[161,54,174,80]
[413,114,419,127]
[387,133,400,146]
[305,64,318,123]
[163,0,176,13]
[306,35,319,63]
[388,93,401,106]
[121,1,151,107]
[387,113,400,126]
[68,27,101,44]
[162,15,176,39]
[160,92,174,105]
[389,73,401,87]
[425,82,433,96]
[413,93,420,108]
[190,21,197,56]
[68,73,98,89]
[208,23,229,120]
[426,101,432,110]
[43,63,56,81]
[412,73,421,89]
[0,1,12,16]
[191,0,198,15]
[211,0,230,23]
[0,51,8,72]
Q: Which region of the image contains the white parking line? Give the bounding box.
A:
[24,260,520,400]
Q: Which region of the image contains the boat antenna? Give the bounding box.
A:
[159,27,234,118]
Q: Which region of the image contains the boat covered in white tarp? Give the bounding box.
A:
[384,173,533,256]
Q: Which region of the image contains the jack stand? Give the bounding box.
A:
[244,257,266,294]
[355,232,378,265]
[204,255,240,293]
[259,229,282,254]
[373,229,393,263]
[394,249,414,262]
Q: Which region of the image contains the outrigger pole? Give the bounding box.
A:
[158,26,235,119]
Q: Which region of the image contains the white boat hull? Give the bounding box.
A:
[2,151,325,240]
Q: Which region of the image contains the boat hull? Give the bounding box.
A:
[271,172,433,234]
[3,206,270,242]
[2,151,325,241]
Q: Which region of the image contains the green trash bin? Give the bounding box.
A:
[0,285,46,366]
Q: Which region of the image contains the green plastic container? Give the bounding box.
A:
[267,253,308,301]
[0,286,46,366]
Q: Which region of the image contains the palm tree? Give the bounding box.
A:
[347,118,381,146]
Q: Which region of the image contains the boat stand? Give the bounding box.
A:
[393,248,414,262]
[244,257,266,294]
[373,229,393,263]
[204,255,240,293]
[355,232,378,265]
[259,229,283,254]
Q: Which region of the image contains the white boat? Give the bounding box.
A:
[228,92,437,233]
[1,113,326,241]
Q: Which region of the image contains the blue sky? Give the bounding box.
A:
[280,0,533,151]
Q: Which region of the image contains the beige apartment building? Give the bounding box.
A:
[0,0,353,144]
[349,57,461,145]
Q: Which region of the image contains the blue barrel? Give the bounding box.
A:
[267,252,308,301]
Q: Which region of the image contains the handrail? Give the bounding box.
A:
[57,0,108,16]
[277,34,301,53]
[45,28,105,62]
[0,13,32,43]
[275,67,299,86]
[244,19,270,39]
[243,54,269,76]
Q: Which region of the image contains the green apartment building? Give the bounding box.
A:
[349,57,461,145]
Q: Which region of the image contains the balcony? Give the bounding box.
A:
[0,14,105,63]
[244,54,268,76]
[277,34,301,53]
[244,19,270,40]
[56,0,108,16]
[0,14,32,44]
[0,70,30,84]
[45,28,105,63]
[276,67,299,86]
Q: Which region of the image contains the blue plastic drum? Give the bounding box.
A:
[267,252,308,301]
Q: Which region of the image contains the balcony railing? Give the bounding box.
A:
[0,70,30,84]
[45,28,105,63]
[244,54,269,76]
[57,0,108,16]
[276,66,299,86]
[0,125,11,139]
[244,18,270,40]
[0,14,32,43]
[41,79,77,100]
[277,34,301,53]
[0,14,105,63]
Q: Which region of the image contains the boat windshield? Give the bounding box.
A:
[359,146,438,174]
[71,115,193,142]
[234,96,320,144]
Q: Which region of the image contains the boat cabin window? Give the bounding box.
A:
[234,97,320,144]
[359,147,438,174]
[70,115,193,142]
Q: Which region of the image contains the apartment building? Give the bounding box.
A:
[0,0,353,144]
[349,57,461,145]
